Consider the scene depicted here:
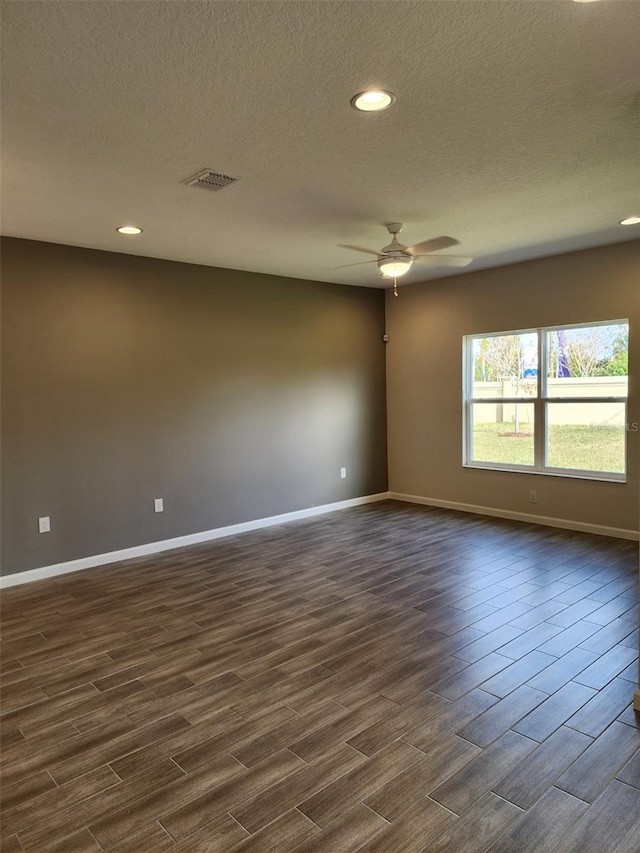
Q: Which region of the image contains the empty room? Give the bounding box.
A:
[1,1,639,851]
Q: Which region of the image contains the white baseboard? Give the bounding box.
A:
[4,490,635,590]
[389,492,640,542]
[0,492,391,589]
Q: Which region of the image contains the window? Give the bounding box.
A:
[463,320,629,481]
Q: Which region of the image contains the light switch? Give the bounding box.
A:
[154,498,164,513]
[38,516,51,533]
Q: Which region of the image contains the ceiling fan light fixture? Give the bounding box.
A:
[378,256,412,277]
[350,89,395,112]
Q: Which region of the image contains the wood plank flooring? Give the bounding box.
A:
[1,500,639,852]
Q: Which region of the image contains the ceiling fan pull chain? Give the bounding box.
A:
[393,276,399,297]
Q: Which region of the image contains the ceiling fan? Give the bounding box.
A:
[339,223,473,284]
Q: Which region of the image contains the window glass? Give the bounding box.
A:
[546,323,628,398]
[472,333,538,399]
[546,402,626,473]
[470,402,535,467]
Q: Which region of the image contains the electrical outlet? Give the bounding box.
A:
[38,516,51,533]
[154,498,164,513]
[529,490,538,504]
[340,467,347,479]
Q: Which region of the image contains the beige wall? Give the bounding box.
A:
[385,241,640,533]
[1,238,388,575]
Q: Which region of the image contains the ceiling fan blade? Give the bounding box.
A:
[338,244,380,257]
[413,255,473,267]
[335,259,379,269]
[407,236,459,255]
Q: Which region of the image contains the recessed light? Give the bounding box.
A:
[619,216,640,226]
[572,1,601,4]
[116,225,143,235]
[350,89,395,112]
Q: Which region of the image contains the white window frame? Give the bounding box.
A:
[463,319,629,483]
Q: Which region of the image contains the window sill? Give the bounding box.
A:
[463,462,627,484]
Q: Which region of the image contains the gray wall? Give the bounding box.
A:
[1,238,388,575]
[386,240,639,534]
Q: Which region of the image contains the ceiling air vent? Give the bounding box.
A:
[181,168,240,192]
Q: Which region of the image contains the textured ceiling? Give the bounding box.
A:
[2,0,639,289]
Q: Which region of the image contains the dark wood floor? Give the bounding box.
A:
[1,500,639,852]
